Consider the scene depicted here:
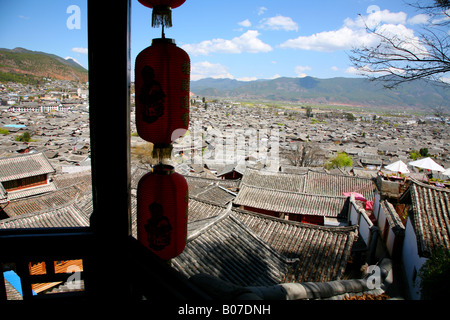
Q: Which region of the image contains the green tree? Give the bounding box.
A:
[325,151,353,169]
[0,128,10,135]
[418,247,450,300]
[305,106,313,118]
[419,148,430,157]
[410,149,420,160]
[15,131,31,142]
[344,112,356,121]
[410,148,431,160]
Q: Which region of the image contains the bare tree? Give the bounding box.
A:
[283,142,325,167]
[411,0,450,26]
[283,142,303,167]
[131,142,157,169]
[350,0,450,88]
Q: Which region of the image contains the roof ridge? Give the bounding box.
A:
[409,177,450,193]
[306,169,374,181]
[183,174,224,182]
[237,182,348,199]
[0,151,47,161]
[245,167,308,177]
[0,201,87,228]
[6,184,87,216]
[189,195,229,208]
[231,206,357,233]
[186,201,232,242]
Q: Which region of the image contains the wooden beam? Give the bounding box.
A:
[87,0,132,299]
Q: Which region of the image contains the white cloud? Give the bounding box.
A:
[259,15,298,31]
[238,19,252,28]
[280,27,376,52]
[295,65,311,78]
[346,64,407,77]
[345,66,365,75]
[191,61,234,80]
[331,66,339,71]
[237,76,258,81]
[280,8,424,53]
[376,23,428,57]
[407,14,430,25]
[65,56,83,66]
[345,66,375,77]
[440,76,450,84]
[71,47,88,54]
[344,9,407,29]
[431,9,450,25]
[182,30,272,56]
[258,7,268,16]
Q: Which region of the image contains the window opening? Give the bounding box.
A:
[0,1,92,232]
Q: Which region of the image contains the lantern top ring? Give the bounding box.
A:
[152,38,176,45]
[152,164,175,175]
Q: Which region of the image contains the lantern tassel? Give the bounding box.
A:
[152,144,174,160]
[152,6,173,28]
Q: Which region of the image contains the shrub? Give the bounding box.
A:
[419,148,430,157]
[410,149,420,160]
[418,247,450,300]
[325,151,353,169]
[15,131,31,142]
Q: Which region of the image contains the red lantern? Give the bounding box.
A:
[137,164,189,260]
[138,0,187,27]
[138,0,186,9]
[135,38,190,158]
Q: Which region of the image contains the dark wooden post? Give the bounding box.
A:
[87,0,132,299]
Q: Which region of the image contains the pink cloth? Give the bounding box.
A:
[342,192,367,202]
[365,201,374,211]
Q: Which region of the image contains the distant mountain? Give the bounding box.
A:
[191,76,450,111]
[0,47,88,84]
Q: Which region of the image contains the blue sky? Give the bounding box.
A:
[0,0,434,81]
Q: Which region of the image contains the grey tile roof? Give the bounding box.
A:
[381,200,405,232]
[131,166,238,206]
[4,184,90,218]
[232,208,357,282]
[304,170,375,199]
[241,168,375,199]
[4,279,23,300]
[234,168,375,217]
[0,203,89,229]
[170,198,356,286]
[241,168,307,192]
[172,202,294,287]
[0,152,55,182]
[403,179,450,257]
[6,183,57,201]
[0,182,7,203]
[52,171,92,189]
[234,184,347,217]
[130,166,150,190]
[185,175,236,206]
